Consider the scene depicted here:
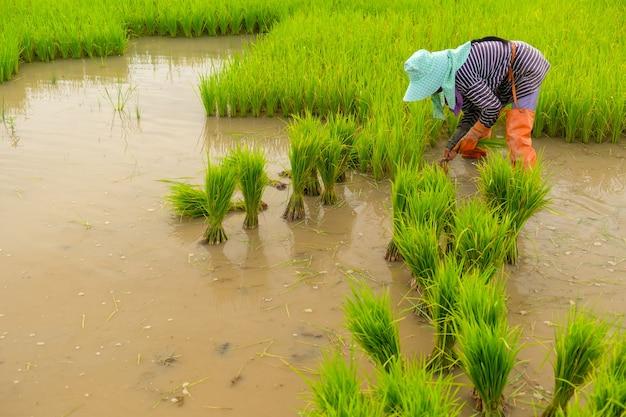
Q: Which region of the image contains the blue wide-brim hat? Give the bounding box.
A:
[403,42,471,118]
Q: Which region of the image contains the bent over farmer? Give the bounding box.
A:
[403,36,549,168]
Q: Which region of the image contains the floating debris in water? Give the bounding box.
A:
[216,342,231,355]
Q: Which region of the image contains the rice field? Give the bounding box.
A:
[1,1,625,417]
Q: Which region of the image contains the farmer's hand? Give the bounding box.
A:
[438,148,456,167]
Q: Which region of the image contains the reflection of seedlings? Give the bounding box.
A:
[230,374,243,387]
[135,105,141,121]
[1,100,20,147]
[155,352,181,366]
[50,73,58,85]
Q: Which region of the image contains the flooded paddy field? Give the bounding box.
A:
[0,37,624,417]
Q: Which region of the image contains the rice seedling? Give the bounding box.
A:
[385,167,419,262]
[167,182,208,218]
[452,198,511,278]
[394,220,440,295]
[542,308,609,417]
[283,115,321,221]
[478,153,550,264]
[456,269,507,330]
[306,350,361,416]
[303,170,322,197]
[225,147,268,229]
[317,129,345,206]
[344,284,401,371]
[203,162,238,245]
[327,112,359,178]
[426,256,462,373]
[586,332,626,417]
[456,318,520,417]
[375,359,461,416]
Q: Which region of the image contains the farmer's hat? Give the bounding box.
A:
[403,42,471,119]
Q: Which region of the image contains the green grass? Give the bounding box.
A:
[543,308,609,417]
[344,284,401,371]
[394,220,440,295]
[203,162,238,244]
[478,153,550,264]
[456,269,507,330]
[456,319,520,417]
[385,167,420,262]
[225,147,268,229]
[586,332,626,416]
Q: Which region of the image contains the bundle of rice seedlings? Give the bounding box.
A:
[457,269,507,330]
[283,115,321,221]
[414,164,457,236]
[456,319,520,417]
[376,359,461,416]
[167,182,208,218]
[327,113,359,178]
[478,154,550,264]
[344,284,400,371]
[203,163,238,245]
[318,133,345,206]
[542,308,609,417]
[307,350,361,416]
[385,168,419,262]
[426,256,462,373]
[394,220,440,294]
[452,198,511,278]
[303,170,322,197]
[226,147,268,229]
[586,333,626,417]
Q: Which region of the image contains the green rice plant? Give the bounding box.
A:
[167,182,208,218]
[306,350,361,416]
[203,162,237,245]
[456,319,520,417]
[385,167,419,262]
[478,153,550,264]
[318,129,345,206]
[426,256,462,373]
[394,220,440,296]
[586,332,626,417]
[375,359,461,416]
[327,112,359,176]
[303,170,322,197]
[452,199,511,278]
[283,115,321,221]
[542,308,609,417]
[225,147,268,229]
[344,284,400,371]
[456,269,507,330]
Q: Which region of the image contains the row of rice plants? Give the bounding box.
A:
[308,269,621,416]
[200,2,625,143]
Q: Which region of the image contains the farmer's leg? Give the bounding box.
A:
[506,90,539,168]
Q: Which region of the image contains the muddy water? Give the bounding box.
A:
[0,37,624,417]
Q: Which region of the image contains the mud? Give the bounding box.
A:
[1,36,624,417]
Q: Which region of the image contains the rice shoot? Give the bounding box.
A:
[203,162,238,244]
[542,307,609,417]
[318,130,345,205]
[226,147,268,229]
[344,284,401,371]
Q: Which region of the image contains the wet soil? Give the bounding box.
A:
[1,36,624,417]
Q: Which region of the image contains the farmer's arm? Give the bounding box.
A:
[461,78,502,128]
[446,101,479,150]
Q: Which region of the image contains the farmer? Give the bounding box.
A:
[403,36,549,168]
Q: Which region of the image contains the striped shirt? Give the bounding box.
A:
[455,40,550,128]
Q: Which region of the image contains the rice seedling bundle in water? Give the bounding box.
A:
[167,182,208,218]
[456,269,507,330]
[452,199,511,277]
[203,162,237,244]
[456,319,520,417]
[426,256,462,373]
[318,129,345,206]
[385,168,420,261]
[225,147,268,229]
[587,333,626,417]
[394,220,440,295]
[478,154,550,264]
[327,112,359,177]
[375,359,461,417]
[344,285,400,371]
[542,308,609,417]
[283,115,321,221]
